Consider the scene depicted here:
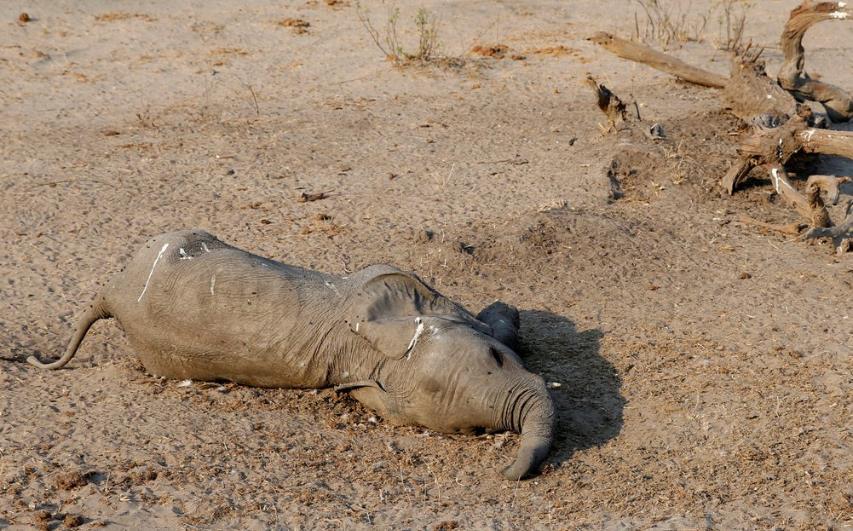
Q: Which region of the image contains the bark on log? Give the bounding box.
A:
[797,128,853,157]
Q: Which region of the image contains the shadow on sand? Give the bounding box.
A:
[519,309,624,468]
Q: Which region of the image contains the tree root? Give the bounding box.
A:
[779,1,852,122]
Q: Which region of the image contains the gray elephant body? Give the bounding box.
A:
[30,230,555,479]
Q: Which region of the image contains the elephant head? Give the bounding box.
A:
[341,269,555,480]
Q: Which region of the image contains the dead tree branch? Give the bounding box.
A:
[587,32,728,88]
[778,1,852,122]
[797,127,853,157]
[768,164,832,228]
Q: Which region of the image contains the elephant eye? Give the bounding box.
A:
[489,348,503,367]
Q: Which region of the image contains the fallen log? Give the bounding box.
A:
[587,32,728,89]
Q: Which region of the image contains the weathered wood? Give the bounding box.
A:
[778,1,852,122]
[768,164,832,228]
[797,128,853,158]
[587,32,728,88]
[586,7,853,251]
[723,110,853,194]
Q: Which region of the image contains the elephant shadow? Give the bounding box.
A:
[517,310,624,468]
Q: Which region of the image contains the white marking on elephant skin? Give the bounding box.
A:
[831,10,848,19]
[177,379,192,387]
[210,274,216,296]
[405,317,425,360]
[804,128,816,142]
[355,322,360,332]
[137,243,169,302]
[179,248,192,260]
[201,242,210,253]
[324,281,340,296]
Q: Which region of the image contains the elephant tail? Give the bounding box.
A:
[502,378,555,481]
[27,296,112,370]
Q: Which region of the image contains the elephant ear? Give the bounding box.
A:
[347,268,490,359]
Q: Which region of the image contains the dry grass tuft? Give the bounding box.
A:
[356,3,458,67]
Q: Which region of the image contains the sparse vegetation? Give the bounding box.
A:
[716,0,749,53]
[356,3,450,65]
[631,0,751,51]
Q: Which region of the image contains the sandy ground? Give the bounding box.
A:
[1,0,851,529]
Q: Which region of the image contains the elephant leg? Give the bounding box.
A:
[337,382,405,425]
[476,301,521,352]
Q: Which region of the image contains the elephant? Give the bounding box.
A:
[28,229,555,480]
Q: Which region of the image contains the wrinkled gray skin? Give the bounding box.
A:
[29,230,555,480]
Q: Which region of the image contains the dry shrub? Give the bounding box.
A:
[356,3,451,65]
[632,0,752,51]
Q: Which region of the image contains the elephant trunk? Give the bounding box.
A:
[501,379,555,481]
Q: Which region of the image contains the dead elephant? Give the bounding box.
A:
[29,230,555,480]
